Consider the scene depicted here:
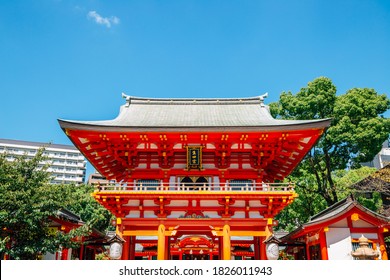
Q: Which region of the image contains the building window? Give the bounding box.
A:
[136,179,160,190]
[229,180,253,191]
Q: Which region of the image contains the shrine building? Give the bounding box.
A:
[58,94,331,260]
[281,195,390,260]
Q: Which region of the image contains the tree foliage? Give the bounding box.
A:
[275,165,327,231]
[276,166,382,231]
[65,184,114,233]
[270,77,390,207]
[0,149,113,259]
[332,166,377,198]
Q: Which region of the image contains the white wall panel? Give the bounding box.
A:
[326,228,353,260]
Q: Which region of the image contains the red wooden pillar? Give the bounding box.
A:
[319,230,328,260]
[305,242,311,260]
[209,250,214,260]
[79,240,84,260]
[164,236,170,260]
[259,237,267,260]
[121,236,130,260]
[218,237,223,260]
[129,236,136,260]
[254,237,260,260]
[378,229,388,260]
[62,248,69,260]
[157,224,166,260]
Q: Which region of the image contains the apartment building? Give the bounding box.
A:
[0,138,86,184]
[87,170,113,186]
[362,139,390,169]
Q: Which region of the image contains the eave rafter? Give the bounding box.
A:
[157,136,174,169]
[93,192,296,220]
[154,196,171,218]
[215,136,231,169]
[65,128,326,183]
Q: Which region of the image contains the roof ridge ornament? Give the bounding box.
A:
[122,92,131,107]
[259,92,268,107]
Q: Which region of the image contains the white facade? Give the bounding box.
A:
[326,228,353,260]
[325,219,382,260]
[362,139,390,169]
[0,138,86,184]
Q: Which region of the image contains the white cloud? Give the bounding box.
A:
[87,11,120,28]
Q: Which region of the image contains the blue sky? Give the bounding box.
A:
[1,0,389,174]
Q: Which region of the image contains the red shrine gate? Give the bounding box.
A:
[59,95,330,260]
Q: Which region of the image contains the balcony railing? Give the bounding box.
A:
[95,182,295,192]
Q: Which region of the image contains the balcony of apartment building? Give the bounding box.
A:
[51,174,85,184]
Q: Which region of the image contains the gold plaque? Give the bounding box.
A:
[187,146,202,170]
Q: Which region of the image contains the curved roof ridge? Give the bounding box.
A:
[309,195,353,221]
[121,93,268,105]
[125,95,264,101]
[309,195,389,224]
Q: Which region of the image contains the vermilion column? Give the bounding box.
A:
[165,236,170,260]
[218,238,223,260]
[259,237,267,260]
[209,251,214,260]
[157,224,166,260]
[254,237,260,260]
[222,224,231,260]
[305,242,311,260]
[62,248,68,260]
[79,241,84,260]
[319,231,328,260]
[179,250,183,260]
[129,236,136,260]
[378,229,388,260]
[122,236,130,260]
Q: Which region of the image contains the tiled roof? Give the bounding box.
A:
[59,96,331,131]
[309,196,354,222]
[352,164,390,188]
[306,195,389,225]
[282,195,390,241]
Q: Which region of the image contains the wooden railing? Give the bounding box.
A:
[95,182,295,192]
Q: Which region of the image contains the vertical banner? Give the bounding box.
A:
[187,146,202,170]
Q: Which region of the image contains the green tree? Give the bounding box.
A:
[0,149,113,259]
[332,166,377,199]
[276,165,327,231]
[334,165,390,215]
[65,184,114,233]
[276,166,381,231]
[270,77,390,207]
